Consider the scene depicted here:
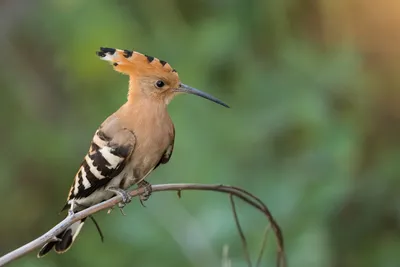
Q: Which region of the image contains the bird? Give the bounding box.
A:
[37,47,229,257]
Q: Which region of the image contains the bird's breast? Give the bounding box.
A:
[127,114,174,181]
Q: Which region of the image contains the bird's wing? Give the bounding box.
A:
[64,116,136,208]
[153,124,175,170]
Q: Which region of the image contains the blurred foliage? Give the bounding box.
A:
[1,0,400,266]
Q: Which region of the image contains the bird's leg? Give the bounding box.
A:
[68,200,77,216]
[68,200,92,215]
[107,187,132,213]
[137,180,152,207]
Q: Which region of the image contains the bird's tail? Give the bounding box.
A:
[37,218,86,257]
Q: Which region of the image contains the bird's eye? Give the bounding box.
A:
[155,80,165,88]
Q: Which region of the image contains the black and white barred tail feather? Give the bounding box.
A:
[37,219,86,257]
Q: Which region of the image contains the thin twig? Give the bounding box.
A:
[229,194,252,267]
[0,183,286,267]
[256,225,271,267]
[228,186,286,267]
[88,216,104,243]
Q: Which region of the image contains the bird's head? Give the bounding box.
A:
[96,47,229,108]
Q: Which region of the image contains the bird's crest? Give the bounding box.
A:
[96,47,179,83]
[96,47,229,108]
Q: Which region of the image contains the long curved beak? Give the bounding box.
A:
[174,83,230,108]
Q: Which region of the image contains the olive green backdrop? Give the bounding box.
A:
[1,0,399,267]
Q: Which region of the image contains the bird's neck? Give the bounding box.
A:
[122,91,168,119]
[117,99,171,136]
[127,80,142,104]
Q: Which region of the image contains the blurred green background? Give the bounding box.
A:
[1,0,400,266]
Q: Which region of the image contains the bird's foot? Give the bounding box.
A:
[107,187,132,214]
[106,201,128,216]
[137,180,152,207]
[118,207,127,216]
[107,187,132,205]
[107,207,113,214]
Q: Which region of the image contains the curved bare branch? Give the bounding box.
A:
[0,183,286,267]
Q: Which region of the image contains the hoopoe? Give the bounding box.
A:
[37,47,229,257]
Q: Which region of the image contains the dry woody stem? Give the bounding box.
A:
[0,183,286,267]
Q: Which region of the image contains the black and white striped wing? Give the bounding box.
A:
[65,128,136,207]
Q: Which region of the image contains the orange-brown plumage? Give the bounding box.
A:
[38,47,228,258]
